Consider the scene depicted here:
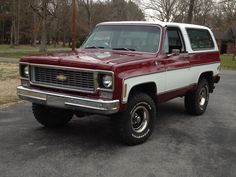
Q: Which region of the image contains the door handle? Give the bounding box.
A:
[155,60,165,65]
[182,54,190,59]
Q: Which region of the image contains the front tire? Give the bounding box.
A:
[32,103,74,128]
[112,93,156,145]
[185,79,210,115]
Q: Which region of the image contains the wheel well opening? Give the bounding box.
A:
[128,83,157,105]
[199,71,214,92]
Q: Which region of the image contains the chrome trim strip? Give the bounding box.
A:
[27,63,114,74]
[64,102,113,111]
[18,94,46,101]
[19,62,30,65]
[29,82,96,94]
[17,86,119,115]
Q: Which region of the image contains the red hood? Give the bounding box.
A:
[20,49,155,70]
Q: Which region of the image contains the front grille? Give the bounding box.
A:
[30,66,95,92]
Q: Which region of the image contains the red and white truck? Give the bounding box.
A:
[17,21,220,145]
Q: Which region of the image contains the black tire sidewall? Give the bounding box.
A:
[32,104,73,127]
[195,79,209,114]
[185,79,210,115]
[122,93,156,144]
[128,101,153,140]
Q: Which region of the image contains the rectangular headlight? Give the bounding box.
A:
[20,64,29,79]
[97,72,114,91]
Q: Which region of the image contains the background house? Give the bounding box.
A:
[219,27,236,54]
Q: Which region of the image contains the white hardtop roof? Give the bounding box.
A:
[98,21,210,30]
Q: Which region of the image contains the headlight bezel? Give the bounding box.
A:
[98,72,114,91]
[20,63,30,79]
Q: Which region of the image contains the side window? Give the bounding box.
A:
[186,28,214,50]
[165,27,186,54]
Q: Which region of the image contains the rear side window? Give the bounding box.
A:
[186,28,214,50]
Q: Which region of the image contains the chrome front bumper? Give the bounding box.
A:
[17,86,120,115]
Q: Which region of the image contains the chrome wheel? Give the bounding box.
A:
[112,93,155,145]
[199,85,209,110]
[131,104,150,133]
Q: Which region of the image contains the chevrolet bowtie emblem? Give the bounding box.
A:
[56,74,67,81]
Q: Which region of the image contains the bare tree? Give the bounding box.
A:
[72,0,77,51]
[126,1,145,20]
[218,0,236,47]
[191,0,214,25]
[218,0,236,27]
[10,0,16,47]
[16,0,20,45]
[79,0,94,32]
[60,0,70,46]
[187,0,195,23]
[40,0,48,51]
[30,0,57,51]
[9,0,21,46]
[2,0,145,46]
[142,0,187,22]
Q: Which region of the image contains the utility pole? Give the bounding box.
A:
[71,0,77,51]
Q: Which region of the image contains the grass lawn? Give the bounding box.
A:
[0,62,21,108]
[0,44,71,58]
[0,44,36,50]
[0,44,70,50]
[220,55,236,70]
[0,51,43,58]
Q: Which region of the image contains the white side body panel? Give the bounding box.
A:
[122,63,220,103]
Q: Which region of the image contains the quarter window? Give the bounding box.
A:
[187,28,214,50]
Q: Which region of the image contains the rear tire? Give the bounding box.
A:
[185,79,210,115]
[112,93,156,145]
[32,103,73,128]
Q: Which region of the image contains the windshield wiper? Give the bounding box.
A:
[85,46,104,49]
[112,47,135,51]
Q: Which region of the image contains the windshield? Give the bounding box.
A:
[81,25,161,53]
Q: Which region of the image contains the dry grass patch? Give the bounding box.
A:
[0,63,19,80]
[0,63,20,108]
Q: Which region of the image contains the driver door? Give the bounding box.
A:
[164,27,191,94]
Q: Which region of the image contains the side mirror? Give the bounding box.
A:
[167,49,180,57]
[172,49,180,55]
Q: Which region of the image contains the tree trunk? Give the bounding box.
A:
[13,0,17,45]
[39,0,47,52]
[62,27,66,47]
[10,22,14,47]
[16,0,20,45]
[30,0,37,46]
[71,0,77,51]
[187,0,195,23]
[10,0,16,47]
[32,14,37,47]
